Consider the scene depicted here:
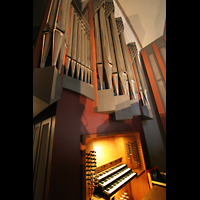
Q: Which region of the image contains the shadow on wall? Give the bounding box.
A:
[128,14,145,46]
[155,0,166,38]
[79,95,90,135]
[96,114,142,135]
[48,89,89,200]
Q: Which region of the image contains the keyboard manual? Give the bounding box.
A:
[94,163,137,199]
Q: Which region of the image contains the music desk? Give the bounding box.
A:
[142,185,166,200]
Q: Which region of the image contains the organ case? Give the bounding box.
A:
[81,131,149,200]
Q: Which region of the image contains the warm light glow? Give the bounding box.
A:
[92,137,123,167]
[93,144,102,158]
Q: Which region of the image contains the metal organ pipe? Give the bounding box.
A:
[80,23,85,81]
[57,0,71,73]
[119,27,138,100]
[106,18,119,95]
[109,12,127,95]
[76,17,82,79]
[65,5,74,75]
[93,12,103,90]
[71,12,78,78]
[131,57,145,103]
[40,0,59,68]
[52,0,71,67]
[84,31,88,82]
[87,36,92,84]
[99,6,113,89]
[135,54,150,105]
[127,42,150,105]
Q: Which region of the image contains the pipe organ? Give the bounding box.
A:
[37,0,152,120]
[40,0,93,85]
[82,131,149,200]
[34,1,155,199]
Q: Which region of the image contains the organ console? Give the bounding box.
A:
[81,131,149,200]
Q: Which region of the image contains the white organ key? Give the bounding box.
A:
[103,172,137,195]
[97,164,126,180]
[99,167,131,187]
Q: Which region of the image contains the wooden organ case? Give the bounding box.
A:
[81,131,150,200]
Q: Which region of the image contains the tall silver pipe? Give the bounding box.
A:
[127,42,149,105]
[131,57,144,102]
[112,73,119,95]
[119,31,138,100]
[65,5,74,75]
[76,18,81,64]
[104,0,119,95]
[90,44,93,84]
[94,12,103,89]
[97,64,103,90]
[109,13,127,94]
[76,17,82,79]
[135,55,149,105]
[52,0,70,66]
[87,36,91,83]
[87,37,90,69]
[57,0,71,73]
[99,6,113,89]
[40,0,59,68]
[106,18,117,74]
[84,32,88,82]
[80,22,85,81]
[71,12,78,77]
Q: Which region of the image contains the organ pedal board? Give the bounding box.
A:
[92,161,137,199]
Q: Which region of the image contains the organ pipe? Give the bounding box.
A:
[40,0,59,68]
[99,6,113,89]
[52,0,71,67]
[65,5,74,75]
[119,27,138,100]
[109,12,127,95]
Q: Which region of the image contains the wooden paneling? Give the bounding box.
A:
[33,118,52,200]
[33,123,41,174]
[33,117,56,200]
[130,171,149,200]
[152,43,166,83]
[44,116,56,200]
